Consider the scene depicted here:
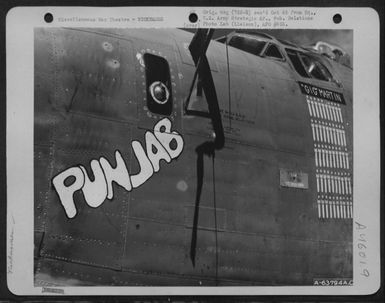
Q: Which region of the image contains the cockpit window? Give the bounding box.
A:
[286,49,309,78]
[228,35,267,56]
[264,44,284,60]
[286,48,334,82]
[299,53,333,81]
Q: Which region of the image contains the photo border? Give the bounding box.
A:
[2,1,383,300]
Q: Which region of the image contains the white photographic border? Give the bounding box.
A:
[6,6,380,296]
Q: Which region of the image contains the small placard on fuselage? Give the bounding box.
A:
[280,169,309,189]
[298,82,345,104]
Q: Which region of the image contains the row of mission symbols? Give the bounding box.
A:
[307,97,343,122]
[314,146,350,169]
[310,120,347,146]
[317,197,353,219]
[316,173,352,195]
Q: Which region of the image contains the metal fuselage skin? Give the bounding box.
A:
[34,28,353,286]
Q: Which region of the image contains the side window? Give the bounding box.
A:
[286,49,309,78]
[143,53,173,116]
[228,35,266,57]
[264,44,283,60]
[300,54,333,82]
[286,49,334,82]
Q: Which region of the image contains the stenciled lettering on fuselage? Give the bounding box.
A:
[52,118,184,219]
[298,81,345,104]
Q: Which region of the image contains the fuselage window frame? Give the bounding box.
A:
[286,48,310,78]
[285,48,335,83]
[228,34,268,57]
[143,53,173,116]
[262,43,285,62]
